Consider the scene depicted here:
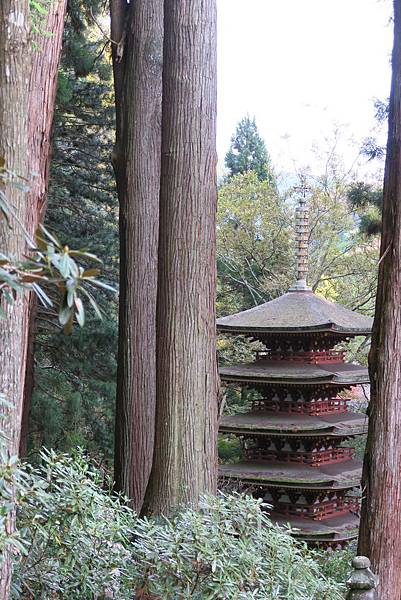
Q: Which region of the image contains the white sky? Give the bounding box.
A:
[217,0,393,176]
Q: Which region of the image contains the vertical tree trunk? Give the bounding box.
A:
[144,0,218,514]
[19,0,67,457]
[111,0,163,512]
[0,1,30,596]
[19,295,37,457]
[358,2,401,597]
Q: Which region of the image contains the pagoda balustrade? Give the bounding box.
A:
[245,444,354,466]
[255,349,346,364]
[251,396,350,415]
[266,490,360,521]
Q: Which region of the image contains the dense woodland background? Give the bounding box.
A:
[24,2,382,464]
[1,0,401,599]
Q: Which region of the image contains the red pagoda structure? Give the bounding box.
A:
[217,196,372,546]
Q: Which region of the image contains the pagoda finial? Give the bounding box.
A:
[289,177,312,292]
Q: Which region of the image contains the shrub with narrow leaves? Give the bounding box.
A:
[132,494,344,600]
[11,450,136,599]
[6,451,345,599]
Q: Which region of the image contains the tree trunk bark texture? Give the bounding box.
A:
[19,0,67,457]
[358,2,401,598]
[0,1,30,596]
[144,0,218,515]
[19,293,37,457]
[112,0,163,512]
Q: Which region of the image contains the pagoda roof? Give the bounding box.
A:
[217,290,372,336]
[219,411,368,437]
[271,511,359,540]
[219,459,362,490]
[219,360,369,386]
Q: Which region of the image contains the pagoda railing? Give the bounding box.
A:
[255,349,346,364]
[252,397,350,415]
[245,446,355,466]
[273,497,360,521]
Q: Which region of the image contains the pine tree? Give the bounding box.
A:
[144,0,218,515]
[0,2,30,594]
[225,116,274,183]
[358,1,401,596]
[25,2,119,461]
[347,181,382,236]
[110,0,163,511]
[20,0,67,457]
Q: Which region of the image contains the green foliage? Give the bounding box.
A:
[0,438,33,564]
[7,452,344,599]
[0,162,109,327]
[225,117,275,184]
[217,434,242,463]
[63,0,109,78]
[306,181,378,315]
[217,153,378,321]
[132,494,343,599]
[11,450,136,599]
[347,181,382,236]
[30,319,117,458]
[217,171,293,313]
[318,546,354,587]
[27,0,118,460]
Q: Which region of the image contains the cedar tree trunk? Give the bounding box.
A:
[111,0,163,511]
[19,0,67,457]
[144,0,218,514]
[358,2,401,597]
[0,1,30,596]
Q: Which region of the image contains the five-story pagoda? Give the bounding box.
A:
[217,196,372,547]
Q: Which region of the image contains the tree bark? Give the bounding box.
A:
[19,0,67,458]
[358,2,401,597]
[144,0,218,514]
[19,294,37,457]
[111,0,163,511]
[0,1,30,596]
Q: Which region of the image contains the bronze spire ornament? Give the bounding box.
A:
[290,178,312,291]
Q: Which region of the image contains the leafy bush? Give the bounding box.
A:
[5,451,345,599]
[132,494,344,600]
[11,450,136,599]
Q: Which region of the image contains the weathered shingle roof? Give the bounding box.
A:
[219,459,362,489]
[217,290,373,335]
[219,360,370,386]
[219,411,368,437]
[271,512,359,539]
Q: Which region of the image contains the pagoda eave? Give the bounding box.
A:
[219,411,368,437]
[219,362,369,386]
[220,428,365,439]
[219,459,362,489]
[217,325,371,336]
[216,290,373,335]
[271,511,359,539]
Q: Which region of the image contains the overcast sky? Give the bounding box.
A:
[217,0,393,176]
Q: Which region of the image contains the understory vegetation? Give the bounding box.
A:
[2,451,346,600]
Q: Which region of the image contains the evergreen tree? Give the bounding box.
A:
[144,0,218,515]
[359,2,401,595]
[110,0,163,512]
[26,1,119,462]
[347,181,382,235]
[0,1,30,594]
[225,116,274,183]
